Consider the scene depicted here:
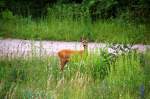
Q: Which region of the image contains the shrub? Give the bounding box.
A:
[1,10,14,20]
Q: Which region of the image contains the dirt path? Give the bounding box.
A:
[0,39,149,58]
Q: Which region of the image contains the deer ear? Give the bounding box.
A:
[80,37,83,42]
[85,38,88,42]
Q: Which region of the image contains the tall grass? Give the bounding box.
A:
[0,8,149,44]
[0,49,150,99]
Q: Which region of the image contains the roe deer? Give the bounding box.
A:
[57,39,88,71]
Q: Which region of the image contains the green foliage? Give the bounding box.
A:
[0,0,149,22]
[87,0,118,20]
[0,0,5,6]
[0,2,149,43]
[0,50,150,98]
[0,9,149,44]
[91,50,111,80]
[141,50,150,98]
[1,10,14,20]
[0,58,49,98]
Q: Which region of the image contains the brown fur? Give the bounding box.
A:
[57,39,88,71]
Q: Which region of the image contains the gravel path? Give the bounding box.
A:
[0,39,149,58]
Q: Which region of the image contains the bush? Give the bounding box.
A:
[91,50,111,80]
[1,10,14,20]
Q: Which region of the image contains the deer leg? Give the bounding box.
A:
[60,58,68,71]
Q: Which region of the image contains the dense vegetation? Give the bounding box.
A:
[0,0,149,22]
[0,1,149,99]
[0,0,150,44]
[0,49,150,98]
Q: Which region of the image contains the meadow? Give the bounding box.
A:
[0,49,150,99]
[0,8,149,44]
[0,3,150,99]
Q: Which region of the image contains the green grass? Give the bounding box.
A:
[0,9,149,44]
[0,50,150,99]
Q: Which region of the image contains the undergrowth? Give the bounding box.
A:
[0,50,150,99]
[0,9,149,44]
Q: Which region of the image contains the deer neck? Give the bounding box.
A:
[83,46,88,52]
